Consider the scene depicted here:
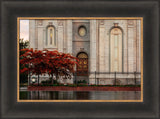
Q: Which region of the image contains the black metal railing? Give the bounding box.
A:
[73,71,141,85]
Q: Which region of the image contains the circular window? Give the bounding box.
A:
[78,26,87,37]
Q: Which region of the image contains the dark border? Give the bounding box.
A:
[1,0,159,118]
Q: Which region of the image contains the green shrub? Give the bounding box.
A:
[40,79,61,86]
[41,80,51,84]
[77,80,87,84]
[66,84,77,87]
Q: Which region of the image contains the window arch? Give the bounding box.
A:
[46,26,56,46]
[110,27,123,72]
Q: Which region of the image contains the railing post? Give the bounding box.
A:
[28,70,30,86]
[38,74,39,86]
[72,73,74,84]
[75,72,77,85]
[95,71,96,85]
[115,72,116,85]
[98,78,99,85]
[134,71,136,86]
[88,72,89,86]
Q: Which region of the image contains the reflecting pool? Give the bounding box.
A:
[20,91,141,100]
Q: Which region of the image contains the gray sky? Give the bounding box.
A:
[20,20,29,41]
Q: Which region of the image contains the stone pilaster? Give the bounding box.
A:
[133,20,137,72]
[37,26,43,50]
[90,20,97,72]
[99,20,105,72]
[127,20,136,72]
[43,28,46,47]
[66,20,72,54]
[123,20,128,72]
[104,20,109,72]
[137,20,141,72]
[29,20,36,49]
[58,21,64,52]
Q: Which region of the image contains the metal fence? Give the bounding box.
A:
[28,71,141,85]
[73,71,141,85]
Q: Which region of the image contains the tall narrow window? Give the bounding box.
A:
[114,35,118,71]
[110,28,122,72]
[46,26,56,46]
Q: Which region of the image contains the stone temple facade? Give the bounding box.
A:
[29,19,141,85]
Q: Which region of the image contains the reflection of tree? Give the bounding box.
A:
[76,91,89,100]
[50,91,59,100]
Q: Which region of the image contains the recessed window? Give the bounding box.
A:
[46,26,56,46]
[110,27,122,72]
[50,29,53,44]
[78,26,87,37]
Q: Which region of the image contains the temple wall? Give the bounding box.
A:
[29,19,141,85]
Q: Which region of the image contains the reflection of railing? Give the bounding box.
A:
[73,71,141,85]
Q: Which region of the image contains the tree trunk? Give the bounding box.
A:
[28,70,30,86]
[38,74,39,86]
[55,70,58,81]
[51,74,54,84]
[56,73,58,83]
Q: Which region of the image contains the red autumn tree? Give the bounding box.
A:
[42,50,59,84]
[30,50,47,85]
[20,48,78,85]
[44,50,78,84]
[20,49,46,85]
[20,48,33,74]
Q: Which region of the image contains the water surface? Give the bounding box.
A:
[20,91,141,100]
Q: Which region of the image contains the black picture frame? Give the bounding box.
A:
[0,0,159,118]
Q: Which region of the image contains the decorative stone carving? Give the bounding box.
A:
[38,20,43,26]
[48,22,53,25]
[114,23,119,27]
[99,20,104,25]
[58,20,63,26]
[128,20,134,25]
[80,48,84,51]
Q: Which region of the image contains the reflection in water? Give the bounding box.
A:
[20,91,141,100]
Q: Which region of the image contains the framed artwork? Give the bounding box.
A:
[1,0,159,118]
[17,17,143,102]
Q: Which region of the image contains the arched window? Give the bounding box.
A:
[110,28,122,72]
[46,26,56,46]
[76,52,88,76]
